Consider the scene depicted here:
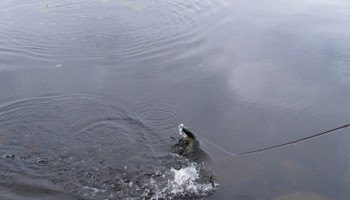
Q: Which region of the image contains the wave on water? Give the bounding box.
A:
[0,95,217,199]
[0,0,225,71]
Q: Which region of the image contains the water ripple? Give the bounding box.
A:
[0,94,216,199]
[0,0,224,70]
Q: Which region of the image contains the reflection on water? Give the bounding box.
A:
[1,0,350,199]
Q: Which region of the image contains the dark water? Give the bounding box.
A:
[1,0,350,199]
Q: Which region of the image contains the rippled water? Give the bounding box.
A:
[1,0,350,199]
[0,0,223,69]
[0,95,216,199]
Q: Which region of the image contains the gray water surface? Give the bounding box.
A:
[1,0,350,199]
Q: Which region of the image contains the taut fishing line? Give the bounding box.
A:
[183,122,350,157]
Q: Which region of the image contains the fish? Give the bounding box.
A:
[174,124,211,164]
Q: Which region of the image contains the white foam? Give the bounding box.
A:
[83,186,107,196]
[141,162,217,199]
[168,163,216,197]
[171,165,198,187]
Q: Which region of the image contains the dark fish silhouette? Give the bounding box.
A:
[174,124,211,163]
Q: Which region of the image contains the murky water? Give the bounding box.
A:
[1,0,350,199]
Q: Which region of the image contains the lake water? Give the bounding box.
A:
[1,0,350,199]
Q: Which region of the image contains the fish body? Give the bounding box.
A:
[174,124,211,163]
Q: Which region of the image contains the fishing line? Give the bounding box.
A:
[188,122,350,157]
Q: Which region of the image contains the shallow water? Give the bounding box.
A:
[1,0,350,199]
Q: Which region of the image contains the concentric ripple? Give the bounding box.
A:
[0,0,224,71]
[0,94,216,199]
